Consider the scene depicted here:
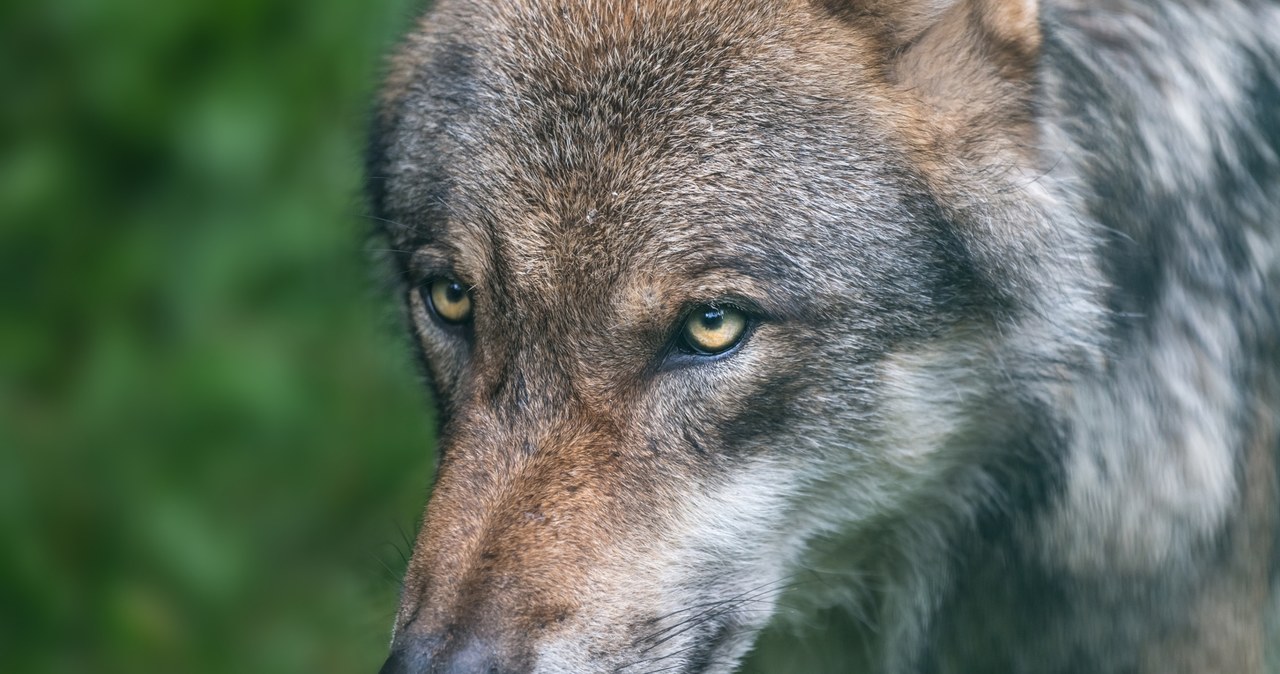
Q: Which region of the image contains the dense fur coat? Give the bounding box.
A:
[366,1,1280,672]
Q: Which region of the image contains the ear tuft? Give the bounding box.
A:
[889,0,1041,145]
[974,0,1040,58]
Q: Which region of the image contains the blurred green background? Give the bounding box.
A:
[0,1,869,671]
[1,0,435,671]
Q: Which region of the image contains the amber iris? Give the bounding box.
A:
[426,278,472,324]
[682,305,747,355]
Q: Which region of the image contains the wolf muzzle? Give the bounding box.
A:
[380,633,513,674]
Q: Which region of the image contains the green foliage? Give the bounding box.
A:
[0,1,432,671]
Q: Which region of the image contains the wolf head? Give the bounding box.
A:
[368,0,1105,671]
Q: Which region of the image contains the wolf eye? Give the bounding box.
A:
[680,305,748,355]
[423,278,473,324]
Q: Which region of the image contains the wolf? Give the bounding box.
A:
[364,0,1280,671]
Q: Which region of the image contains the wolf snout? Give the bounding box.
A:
[379,632,517,674]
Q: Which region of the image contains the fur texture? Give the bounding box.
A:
[366,1,1280,672]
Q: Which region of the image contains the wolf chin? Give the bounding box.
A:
[365,0,1280,672]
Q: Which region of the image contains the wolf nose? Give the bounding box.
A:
[377,647,420,674]
[379,634,513,674]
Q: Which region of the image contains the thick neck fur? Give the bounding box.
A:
[887,2,1280,673]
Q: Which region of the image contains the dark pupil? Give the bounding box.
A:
[444,282,466,303]
[700,307,724,330]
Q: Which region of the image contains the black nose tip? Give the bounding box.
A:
[377,648,417,674]
[379,634,510,674]
[378,632,431,674]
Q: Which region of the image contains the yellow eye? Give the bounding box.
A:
[682,305,748,355]
[426,278,472,324]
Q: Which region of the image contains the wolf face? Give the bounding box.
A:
[368,1,1280,672]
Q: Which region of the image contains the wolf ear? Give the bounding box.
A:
[862,0,1041,145]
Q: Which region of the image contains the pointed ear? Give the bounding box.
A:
[888,0,1041,145]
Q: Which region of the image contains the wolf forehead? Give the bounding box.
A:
[374,1,927,223]
[368,0,986,319]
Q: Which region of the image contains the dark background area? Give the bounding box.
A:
[0,1,867,671]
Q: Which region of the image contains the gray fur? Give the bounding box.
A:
[367,1,1280,672]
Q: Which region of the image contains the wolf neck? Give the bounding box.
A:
[1032,0,1279,574]
[887,2,1280,673]
[1038,0,1280,342]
